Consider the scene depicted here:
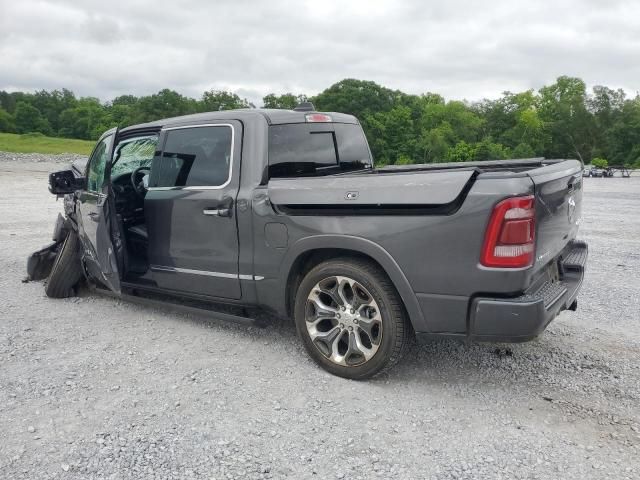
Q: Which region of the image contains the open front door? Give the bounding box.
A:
[76,128,122,293]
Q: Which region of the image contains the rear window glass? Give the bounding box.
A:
[334,123,372,165]
[149,126,232,188]
[269,123,372,178]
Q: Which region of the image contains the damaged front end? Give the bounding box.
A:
[26,164,84,282]
[25,213,71,281]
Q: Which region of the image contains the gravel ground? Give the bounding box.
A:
[1,153,639,479]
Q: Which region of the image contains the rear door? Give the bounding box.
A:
[145,122,242,299]
[76,128,121,293]
[528,160,583,267]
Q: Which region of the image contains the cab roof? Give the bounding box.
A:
[120,108,359,134]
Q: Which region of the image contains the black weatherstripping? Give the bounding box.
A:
[377,158,559,174]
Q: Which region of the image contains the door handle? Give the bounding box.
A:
[88,211,100,222]
[203,208,231,217]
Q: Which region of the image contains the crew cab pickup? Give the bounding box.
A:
[29,103,588,379]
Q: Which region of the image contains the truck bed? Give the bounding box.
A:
[268,158,581,212]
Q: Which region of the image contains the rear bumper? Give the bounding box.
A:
[468,240,588,342]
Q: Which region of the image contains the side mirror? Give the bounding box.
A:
[49,169,85,195]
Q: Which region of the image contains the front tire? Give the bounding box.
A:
[294,258,411,379]
[45,230,83,298]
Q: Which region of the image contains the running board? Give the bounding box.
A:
[92,287,268,328]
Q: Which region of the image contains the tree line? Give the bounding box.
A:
[1,76,638,167]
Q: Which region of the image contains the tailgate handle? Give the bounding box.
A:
[567,174,580,190]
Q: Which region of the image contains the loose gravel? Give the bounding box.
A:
[1,153,639,479]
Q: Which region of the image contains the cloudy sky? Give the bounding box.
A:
[1,0,639,105]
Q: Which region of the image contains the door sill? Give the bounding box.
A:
[93,286,271,328]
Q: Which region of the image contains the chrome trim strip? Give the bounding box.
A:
[151,265,263,281]
[151,265,237,279]
[147,123,235,191]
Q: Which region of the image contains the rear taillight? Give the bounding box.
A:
[480,195,535,268]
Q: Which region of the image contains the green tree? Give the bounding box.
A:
[420,99,483,145]
[512,142,536,159]
[58,98,109,140]
[14,101,52,135]
[365,106,416,164]
[0,107,15,132]
[0,91,17,113]
[446,141,475,162]
[602,95,640,166]
[4,77,640,167]
[313,79,402,121]
[472,139,511,161]
[199,90,253,112]
[473,90,546,155]
[262,93,307,109]
[112,95,139,106]
[30,89,77,132]
[133,89,197,124]
[591,157,608,168]
[418,123,455,162]
[538,76,595,162]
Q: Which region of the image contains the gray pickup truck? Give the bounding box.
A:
[29,103,588,379]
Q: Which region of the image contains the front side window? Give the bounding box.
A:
[111,135,159,178]
[149,126,232,188]
[86,134,113,192]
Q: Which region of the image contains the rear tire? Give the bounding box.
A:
[294,258,412,380]
[45,230,83,298]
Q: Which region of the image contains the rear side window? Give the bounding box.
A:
[149,125,232,188]
[269,123,372,178]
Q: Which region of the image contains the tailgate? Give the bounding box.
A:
[528,160,583,268]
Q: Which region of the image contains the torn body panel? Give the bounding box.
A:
[26,213,71,281]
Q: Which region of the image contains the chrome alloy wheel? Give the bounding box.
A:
[305,275,383,366]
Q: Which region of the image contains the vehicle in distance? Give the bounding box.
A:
[30,103,588,379]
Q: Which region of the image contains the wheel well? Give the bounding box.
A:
[285,248,388,318]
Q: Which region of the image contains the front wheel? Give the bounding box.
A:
[294,258,412,379]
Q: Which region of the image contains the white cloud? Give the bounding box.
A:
[0,0,638,105]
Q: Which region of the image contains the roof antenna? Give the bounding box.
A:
[293,102,315,112]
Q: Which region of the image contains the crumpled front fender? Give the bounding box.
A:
[26,214,70,281]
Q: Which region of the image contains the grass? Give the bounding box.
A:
[0,132,95,155]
